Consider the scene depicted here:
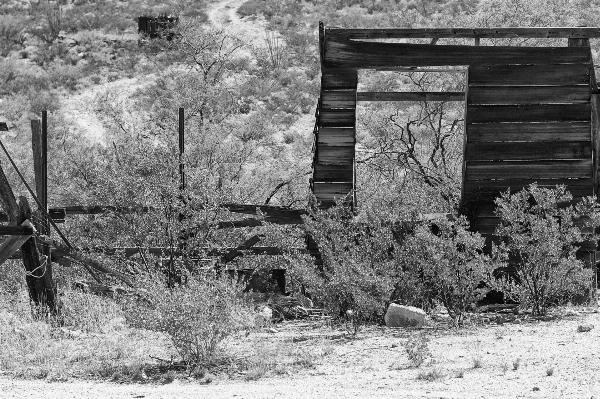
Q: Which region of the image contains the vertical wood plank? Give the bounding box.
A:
[0,162,18,224]
[30,119,43,229]
[32,116,51,273]
[461,68,469,207]
[18,196,58,315]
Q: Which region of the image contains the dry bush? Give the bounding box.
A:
[398,217,497,325]
[493,184,600,315]
[124,272,255,367]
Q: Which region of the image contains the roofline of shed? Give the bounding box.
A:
[324,26,600,39]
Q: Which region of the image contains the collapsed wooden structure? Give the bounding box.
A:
[4,25,600,310]
[311,25,600,263]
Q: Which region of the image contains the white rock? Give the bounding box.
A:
[384,304,426,328]
[260,306,273,320]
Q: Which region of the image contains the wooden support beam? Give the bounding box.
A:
[324,40,590,68]
[38,234,134,286]
[0,225,35,235]
[0,229,31,266]
[217,218,263,229]
[0,203,306,221]
[357,91,464,102]
[11,245,307,259]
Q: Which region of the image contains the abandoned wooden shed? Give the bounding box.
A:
[310,24,600,262]
[138,15,178,40]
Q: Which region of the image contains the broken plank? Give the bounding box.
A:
[38,235,134,286]
[222,235,261,263]
[0,234,30,266]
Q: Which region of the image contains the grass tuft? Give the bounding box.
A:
[417,368,445,381]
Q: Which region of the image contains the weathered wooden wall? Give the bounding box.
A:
[313,26,599,264]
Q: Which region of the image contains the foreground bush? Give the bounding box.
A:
[493,184,600,315]
[297,205,400,323]
[124,273,254,366]
[399,217,496,325]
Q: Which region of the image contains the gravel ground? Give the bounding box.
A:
[3,307,600,399]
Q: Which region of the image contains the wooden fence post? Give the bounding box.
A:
[18,196,58,315]
[31,117,51,267]
[0,160,57,314]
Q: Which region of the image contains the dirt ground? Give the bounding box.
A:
[2,306,600,399]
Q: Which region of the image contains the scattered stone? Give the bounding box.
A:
[577,324,594,333]
[384,304,425,328]
[260,306,273,320]
[533,387,540,391]
[295,293,313,309]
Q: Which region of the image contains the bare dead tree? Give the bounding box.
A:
[357,71,465,209]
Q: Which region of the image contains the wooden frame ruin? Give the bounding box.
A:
[311,24,600,264]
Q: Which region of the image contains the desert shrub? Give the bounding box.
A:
[294,204,401,322]
[238,0,272,18]
[399,217,496,325]
[492,184,600,315]
[0,15,26,56]
[124,272,254,366]
[28,90,61,115]
[48,64,82,91]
